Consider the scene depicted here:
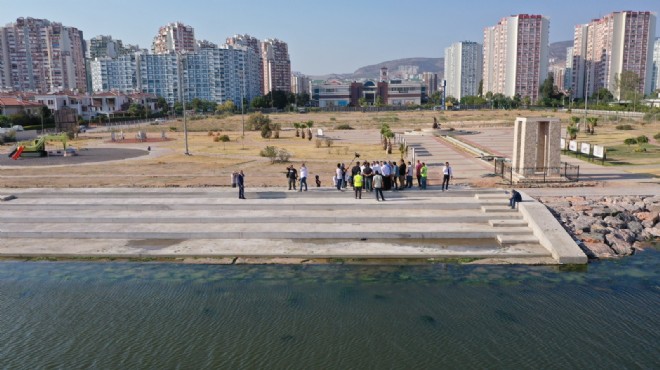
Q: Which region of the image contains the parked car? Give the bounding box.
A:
[151,118,165,125]
[12,125,24,131]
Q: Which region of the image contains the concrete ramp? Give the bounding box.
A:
[0,187,586,264]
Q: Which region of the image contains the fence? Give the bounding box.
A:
[494,160,580,184]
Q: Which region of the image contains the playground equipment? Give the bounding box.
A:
[8,134,68,158]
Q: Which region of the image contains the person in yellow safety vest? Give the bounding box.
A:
[420,162,428,190]
[353,172,363,199]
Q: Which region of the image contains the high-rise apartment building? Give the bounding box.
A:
[88,35,135,59]
[90,54,139,92]
[226,34,263,93]
[291,72,310,95]
[652,38,660,93]
[421,72,438,97]
[261,39,291,94]
[0,17,87,93]
[483,14,550,102]
[444,41,483,100]
[152,22,196,54]
[571,11,656,100]
[564,46,574,95]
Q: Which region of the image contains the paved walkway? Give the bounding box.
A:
[0,187,580,264]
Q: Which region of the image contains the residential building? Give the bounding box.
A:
[226,34,263,93]
[136,46,261,108]
[483,14,550,102]
[313,71,422,107]
[34,92,94,120]
[652,38,660,92]
[0,17,87,93]
[90,54,139,92]
[291,72,310,95]
[0,96,44,116]
[261,39,291,94]
[87,35,137,59]
[571,11,657,100]
[152,22,196,54]
[565,46,574,96]
[550,65,566,91]
[444,41,483,100]
[421,72,438,97]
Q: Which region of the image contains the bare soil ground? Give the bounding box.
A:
[1,109,657,188]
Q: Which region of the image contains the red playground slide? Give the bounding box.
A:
[11,146,24,160]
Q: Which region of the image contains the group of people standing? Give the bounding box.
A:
[231,160,454,200]
[332,159,453,200]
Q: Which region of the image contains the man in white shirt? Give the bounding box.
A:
[442,162,453,191]
[299,163,308,192]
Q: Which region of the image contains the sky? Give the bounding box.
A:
[2,0,659,76]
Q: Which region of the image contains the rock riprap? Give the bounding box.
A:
[538,196,659,259]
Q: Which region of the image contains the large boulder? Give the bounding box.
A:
[582,241,615,259]
[573,215,601,233]
[603,215,626,229]
[605,230,636,255]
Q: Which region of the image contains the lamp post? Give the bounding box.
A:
[177,52,190,155]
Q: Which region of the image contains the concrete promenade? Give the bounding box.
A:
[0,187,586,264]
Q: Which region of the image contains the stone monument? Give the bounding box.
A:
[512,117,561,177]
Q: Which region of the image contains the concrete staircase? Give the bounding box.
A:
[0,187,556,262]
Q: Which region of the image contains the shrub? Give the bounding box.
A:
[323,137,334,147]
[616,124,633,130]
[277,148,291,162]
[315,139,322,148]
[636,135,649,144]
[248,112,271,130]
[623,137,637,146]
[207,131,214,136]
[260,123,272,138]
[214,135,230,142]
[335,124,353,130]
[654,132,660,140]
[330,117,336,121]
[259,146,278,163]
[169,126,178,132]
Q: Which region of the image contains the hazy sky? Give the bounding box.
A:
[3,0,659,75]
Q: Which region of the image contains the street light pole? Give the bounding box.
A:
[178,52,190,155]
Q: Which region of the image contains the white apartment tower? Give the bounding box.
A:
[152,22,196,54]
[0,17,87,93]
[483,14,550,102]
[571,11,657,100]
[444,41,483,100]
[652,37,660,93]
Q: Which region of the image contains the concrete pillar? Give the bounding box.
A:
[512,117,561,176]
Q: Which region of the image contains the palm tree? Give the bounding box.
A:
[586,117,598,135]
[293,123,300,137]
[566,124,579,140]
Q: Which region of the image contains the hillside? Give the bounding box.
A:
[309,40,573,80]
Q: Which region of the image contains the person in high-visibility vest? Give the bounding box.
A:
[353,172,363,199]
[420,162,428,190]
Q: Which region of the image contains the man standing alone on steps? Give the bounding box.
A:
[237,170,245,199]
[299,163,308,192]
[442,162,453,191]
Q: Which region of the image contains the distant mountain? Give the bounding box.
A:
[549,40,572,65]
[310,41,573,81]
[310,57,443,81]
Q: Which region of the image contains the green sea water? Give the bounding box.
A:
[0,251,658,369]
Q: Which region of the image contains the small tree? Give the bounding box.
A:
[248,112,271,130]
[586,117,598,135]
[293,122,300,137]
[570,116,581,132]
[566,124,579,140]
[260,123,272,138]
[636,135,649,144]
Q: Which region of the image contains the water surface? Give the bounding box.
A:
[1,252,658,369]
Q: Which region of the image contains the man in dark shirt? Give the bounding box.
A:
[237,170,245,199]
[398,160,407,190]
